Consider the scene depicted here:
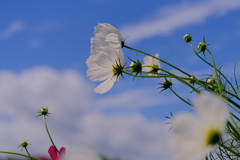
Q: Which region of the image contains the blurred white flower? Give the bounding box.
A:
[91,23,123,55]
[169,94,229,160]
[142,53,161,75]
[86,46,124,94]
[64,147,102,160]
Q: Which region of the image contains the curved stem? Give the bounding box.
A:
[190,43,238,97]
[43,115,60,154]
[123,70,170,78]
[124,45,191,77]
[0,151,40,160]
[170,88,193,106]
[24,148,31,158]
[125,66,200,94]
[206,48,223,96]
[219,143,240,157]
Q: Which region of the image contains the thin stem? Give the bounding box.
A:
[124,45,191,77]
[24,148,31,157]
[125,65,200,94]
[219,142,240,157]
[43,115,60,154]
[0,151,40,160]
[226,98,240,110]
[170,88,193,106]
[227,121,240,138]
[229,114,240,133]
[224,89,240,101]
[207,48,223,97]
[123,70,171,78]
[190,43,238,96]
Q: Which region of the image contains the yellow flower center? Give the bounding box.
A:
[205,128,221,145]
[112,66,118,75]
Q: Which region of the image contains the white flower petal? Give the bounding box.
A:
[88,23,124,93]
[94,77,116,94]
[105,33,122,49]
[195,94,229,127]
[91,23,123,54]
[169,94,229,160]
[86,45,124,93]
[142,53,161,75]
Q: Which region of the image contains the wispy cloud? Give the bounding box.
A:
[0,20,25,39]
[120,0,240,44]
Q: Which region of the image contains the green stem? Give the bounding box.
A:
[207,48,223,96]
[170,88,193,106]
[43,115,60,154]
[125,66,200,94]
[123,70,172,78]
[0,151,40,160]
[24,147,31,157]
[227,121,240,138]
[224,89,240,101]
[190,43,238,96]
[124,45,191,77]
[219,143,240,157]
[226,98,240,110]
[229,114,240,133]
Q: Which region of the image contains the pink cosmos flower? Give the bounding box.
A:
[40,145,66,160]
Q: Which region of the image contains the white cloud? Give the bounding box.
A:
[120,0,240,44]
[78,113,172,160]
[0,67,172,160]
[0,20,25,39]
[96,87,177,110]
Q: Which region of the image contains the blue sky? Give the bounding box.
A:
[0,0,240,160]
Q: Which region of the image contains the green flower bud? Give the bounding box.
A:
[183,34,192,43]
[207,78,215,84]
[18,141,30,151]
[37,107,50,117]
[130,61,142,73]
[158,78,173,93]
[188,76,196,84]
[198,42,208,53]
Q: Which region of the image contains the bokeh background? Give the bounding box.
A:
[0,0,240,159]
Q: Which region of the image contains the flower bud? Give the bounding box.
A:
[37,107,50,116]
[130,61,142,73]
[188,76,196,84]
[207,78,215,84]
[158,78,173,93]
[18,141,30,150]
[198,42,208,53]
[183,34,192,43]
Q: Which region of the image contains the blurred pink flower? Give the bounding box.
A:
[40,145,66,160]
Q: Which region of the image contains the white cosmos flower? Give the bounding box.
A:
[86,46,124,94]
[64,147,102,160]
[142,53,161,75]
[168,94,229,160]
[91,23,123,55]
